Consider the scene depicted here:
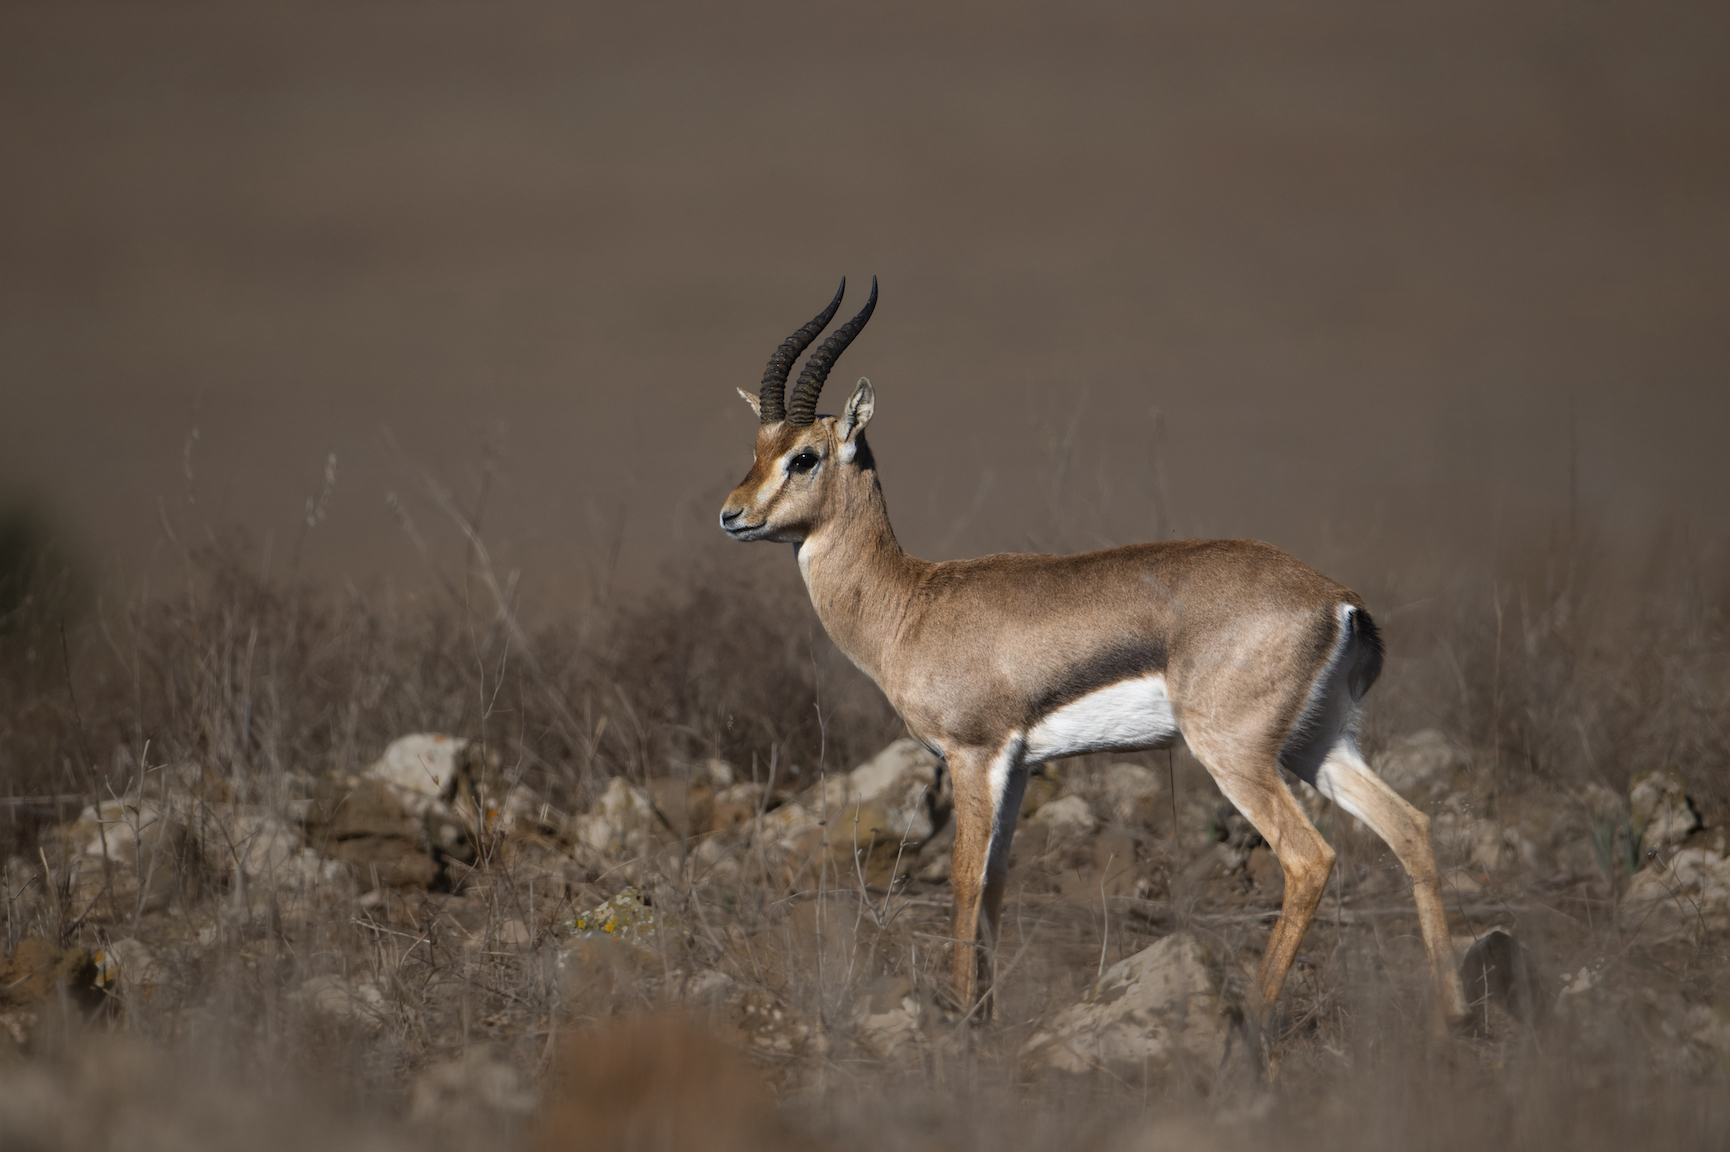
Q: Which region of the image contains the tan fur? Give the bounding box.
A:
[721,379,1468,1028]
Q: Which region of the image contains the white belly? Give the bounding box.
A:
[1024,674,1179,762]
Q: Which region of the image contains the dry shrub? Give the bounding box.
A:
[1367,531,1730,821]
[0,521,1726,1152]
[0,532,901,863]
[585,555,900,792]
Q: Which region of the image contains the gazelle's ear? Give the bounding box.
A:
[837,379,875,458]
[736,387,761,417]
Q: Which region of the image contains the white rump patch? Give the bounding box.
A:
[1280,602,1359,783]
[1025,675,1180,763]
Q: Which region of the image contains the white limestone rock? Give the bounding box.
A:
[852,975,925,1061]
[1622,843,1730,943]
[1097,762,1163,826]
[815,738,942,847]
[72,800,171,866]
[1022,933,1232,1079]
[1029,795,1098,843]
[571,778,656,859]
[93,939,167,995]
[408,1050,536,1125]
[365,733,468,800]
[291,975,390,1032]
[1374,729,1469,800]
[1629,768,1702,853]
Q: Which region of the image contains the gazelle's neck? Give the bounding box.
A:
[794,471,924,686]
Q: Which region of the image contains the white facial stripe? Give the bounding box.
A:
[745,469,787,524]
[1025,674,1180,762]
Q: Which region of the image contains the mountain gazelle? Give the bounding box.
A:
[719,278,1470,1029]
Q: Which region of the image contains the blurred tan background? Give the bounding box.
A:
[2,0,1726,608]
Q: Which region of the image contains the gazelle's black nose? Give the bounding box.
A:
[720,507,744,526]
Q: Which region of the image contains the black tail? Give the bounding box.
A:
[1346,607,1384,703]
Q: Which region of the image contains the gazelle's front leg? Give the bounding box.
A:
[946,740,1029,1013]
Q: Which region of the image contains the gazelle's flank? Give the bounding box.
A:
[720,278,1469,1028]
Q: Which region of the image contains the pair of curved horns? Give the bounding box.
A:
[758,276,877,425]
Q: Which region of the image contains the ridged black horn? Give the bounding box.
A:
[759,279,845,424]
[787,275,876,426]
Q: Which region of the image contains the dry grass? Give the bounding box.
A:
[0,519,1727,1151]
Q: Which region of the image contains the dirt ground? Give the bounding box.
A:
[0,539,1726,1150]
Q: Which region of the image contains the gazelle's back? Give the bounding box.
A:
[912,537,1352,623]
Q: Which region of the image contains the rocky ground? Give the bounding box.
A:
[1,727,1727,1151]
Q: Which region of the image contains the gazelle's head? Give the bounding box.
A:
[719,278,878,544]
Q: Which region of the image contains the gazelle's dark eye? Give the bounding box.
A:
[788,451,820,474]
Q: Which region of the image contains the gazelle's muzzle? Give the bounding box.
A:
[718,504,766,540]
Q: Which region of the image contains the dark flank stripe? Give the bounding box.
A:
[1025,636,1168,725]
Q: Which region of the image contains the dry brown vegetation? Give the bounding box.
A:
[0,522,1727,1152]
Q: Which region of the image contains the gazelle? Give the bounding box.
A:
[719,278,1469,1028]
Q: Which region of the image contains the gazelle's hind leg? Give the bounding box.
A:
[1314,739,1470,1028]
[1185,737,1336,1018]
